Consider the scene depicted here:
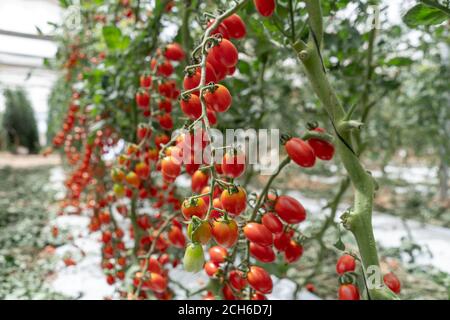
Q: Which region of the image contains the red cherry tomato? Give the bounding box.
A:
[338,284,360,300]
[261,212,284,234]
[168,225,186,248]
[250,242,276,263]
[211,38,239,68]
[207,53,228,81]
[204,84,232,113]
[207,109,217,125]
[204,261,219,277]
[158,112,173,130]
[336,254,356,275]
[180,94,202,119]
[222,283,237,300]
[285,137,316,168]
[164,43,185,61]
[222,152,246,178]
[307,127,335,160]
[208,245,228,264]
[159,99,172,112]
[136,90,150,109]
[140,74,152,88]
[229,270,247,290]
[253,0,276,17]
[284,240,303,263]
[157,59,174,77]
[274,195,306,224]
[243,223,273,247]
[383,272,401,294]
[247,266,273,294]
[183,63,217,92]
[210,197,224,219]
[208,20,230,39]
[148,273,168,293]
[161,156,181,178]
[274,232,291,251]
[222,14,247,39]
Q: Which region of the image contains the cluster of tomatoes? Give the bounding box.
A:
[284,126,335,167]
[180,13,246,126]
[336,254,401,300]
[50,2,363,301]
[136,43,185,128]
[166,12,315,300]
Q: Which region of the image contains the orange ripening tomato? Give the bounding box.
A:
[211,219,239,248]
[191,170,209,193]
[187,220,212,245]
[220,186,247,215]
[181,198,208,220]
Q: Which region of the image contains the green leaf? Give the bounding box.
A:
[102,26,130,51]
[59,0,71,8]
[102,26,122,49]
[386,57,414,66]
[403,4,448,27]
[334,238,346,251]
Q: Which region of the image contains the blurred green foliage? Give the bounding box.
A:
[2,88,40,154]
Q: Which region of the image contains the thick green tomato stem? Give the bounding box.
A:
[304,0,323,45]
[291,0,397,299]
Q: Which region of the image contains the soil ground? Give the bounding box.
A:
[0,152,61,168]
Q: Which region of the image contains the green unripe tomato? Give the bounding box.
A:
[183,243,205,273]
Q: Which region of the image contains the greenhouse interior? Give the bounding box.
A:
[0,0,449,303]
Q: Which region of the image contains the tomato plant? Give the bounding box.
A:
[46,0,416,301]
